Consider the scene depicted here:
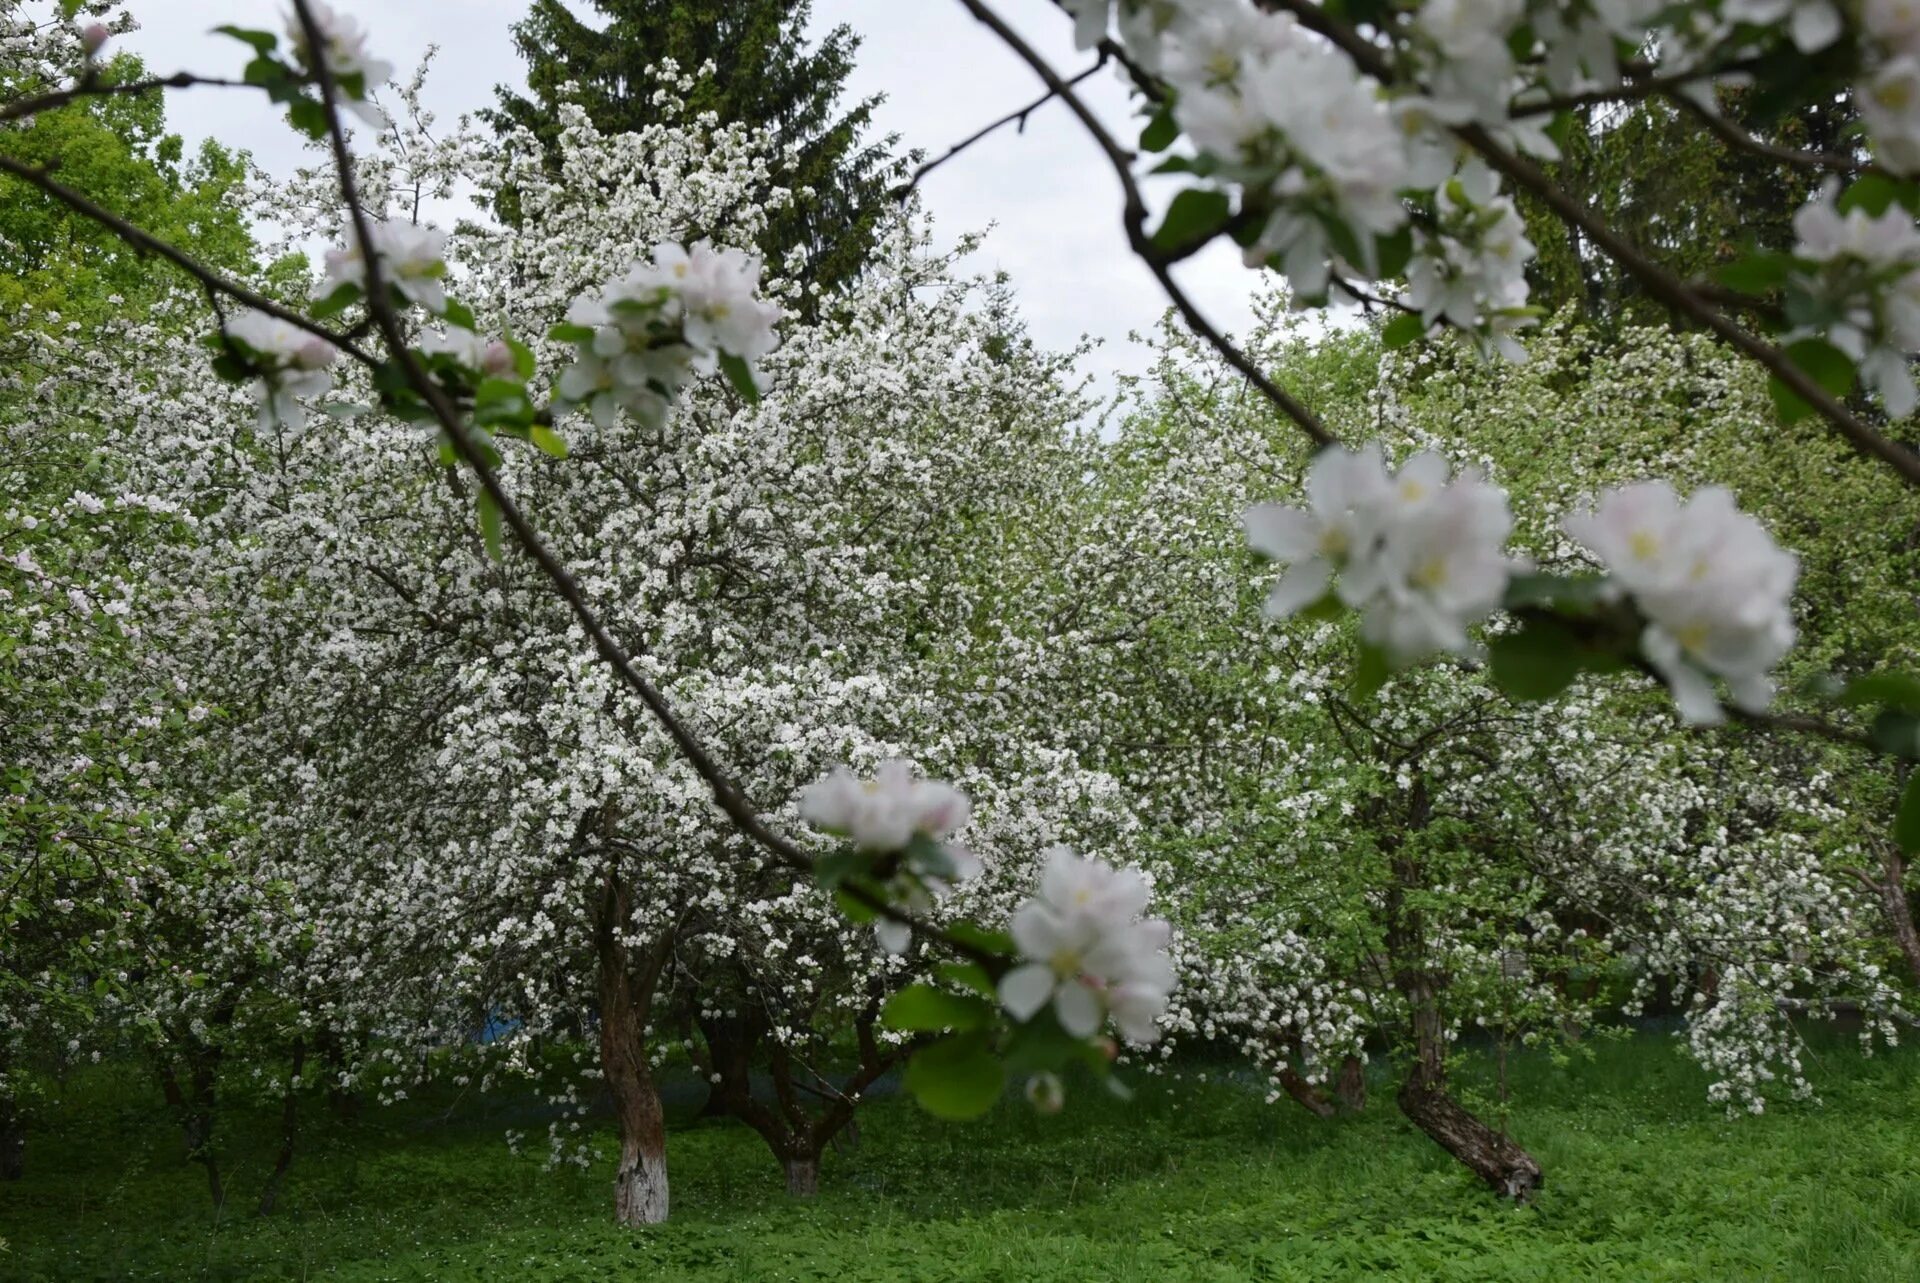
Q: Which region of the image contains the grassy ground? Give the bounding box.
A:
[3,1033,1918,1281]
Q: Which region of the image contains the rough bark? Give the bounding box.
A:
[1384,777,1542,1201]
[1871,848,1920,988]
[257,1039,305,1216]
[0,1095,23,1181]
[595,869,674,1227]
[1396,968,1542,1201]
[157,1057,226,1209]
[1334,1055,1367,1114]
[1276,1063,1336,1119]
[783,1156,820,1197]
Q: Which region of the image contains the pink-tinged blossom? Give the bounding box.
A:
[1789,183,1920,414]
[222,308,338,431]
[998,847,1174,1044]
[1565,483,1799,724]
[1246,445,1522,662]
[285,2,393,123]
[318,222,449,315]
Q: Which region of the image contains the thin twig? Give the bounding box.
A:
[0,71,250,125]
[894,58,1107,201]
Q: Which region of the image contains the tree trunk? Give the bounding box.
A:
[0,1095,23,1181]
[1276,1064,1336,1119]
[783,1155,820,1197]
[1873,848,1920,988]
[1397,971,1542,1201]
[157,1058,226,1208]
[595,870,672,1227]
[257,1040,304,1216]
[1334,1055,1367,1114]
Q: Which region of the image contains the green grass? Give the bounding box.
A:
[4,1033,1919,1281]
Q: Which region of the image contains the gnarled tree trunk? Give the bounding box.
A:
[1334,1055,1367,1113]
[0,1094,24,1181]
[783,1155,819,1196]
[1868,845,1920,988]
[157,1055,226,1208]
[1385,779,1542,1201]
[595,870,674,1227]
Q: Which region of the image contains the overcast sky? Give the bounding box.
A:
[117,1,1269,399]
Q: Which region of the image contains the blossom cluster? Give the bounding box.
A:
[555,240,783,429]
[316,220,451,315]
[1565,482,1799,725]
[800,760,980,953]
[1404,161,1537,360]
[1245,444,1523,663]
[999,847,1175,1045]
[221,308,339,431]
[1789,183,1920,416]
[286,1,392,123]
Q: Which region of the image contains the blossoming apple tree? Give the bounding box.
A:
[7,0,1920,1217]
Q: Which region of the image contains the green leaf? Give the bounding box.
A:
[1489,622,1582,702]
[1896,775,1920,855]
[1838,671,1920,714]
[717,352,760,403]
[1870,710,1920,760]
[833,887,878,924]
[1151,188,1233,255]
[1382,313,1426,350]
[476,490,503,561]
[1372,227,1414,281]
[287,97,328,140]
[1769,338,1854,424]
[528,425,568,459]
[506,336,536,382]
[321,402,370,421]
[1353,640,1391,700]
[474,378,535,429]
[548,322,595,345]
[442,299,478,332]
[213,25,278,54]
[904,1034,1005,1120]
[1712,250,1795,295]
[882,984,992,1033]
[945,920,1016,957]
[311,282,361,320]
[1139,108,1179,154]
[1837,173,1920,217]
[814,848,872,889]
[1503,571,1610,614]
[935,962,997,999]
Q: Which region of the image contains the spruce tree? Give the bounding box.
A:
[490,0,898,305]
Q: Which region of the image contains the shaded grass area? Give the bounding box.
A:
[4,1033,1919,1281]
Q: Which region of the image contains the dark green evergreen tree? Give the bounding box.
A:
[1525,89,1860,323]
[489,0,899,306]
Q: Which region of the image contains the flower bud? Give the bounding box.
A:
[1024,1072,1065,1115]
[481,339,517,379]
[293,335,339,371]
[80,23,110,57]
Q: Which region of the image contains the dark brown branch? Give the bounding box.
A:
[0,154,373,365]
[956,0,1335,451]
[0,71,250,125]
[1257,0,1920,489]
[287,0,1000,972]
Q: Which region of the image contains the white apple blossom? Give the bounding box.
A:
[1404,160,1537,359]
[419,326,517,379]
[645,240,783,369]
[1789,183,1920,415]
[998,847,1174,1044]
[317,220,450,314]
[221,307,337,431]
[1246,444,1522,661]
[285,1,392,123]
[1722,0,1845,52]
[1564,482,1799,723]
[799,759,972,853]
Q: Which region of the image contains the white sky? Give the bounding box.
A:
[118,1,1269,399]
